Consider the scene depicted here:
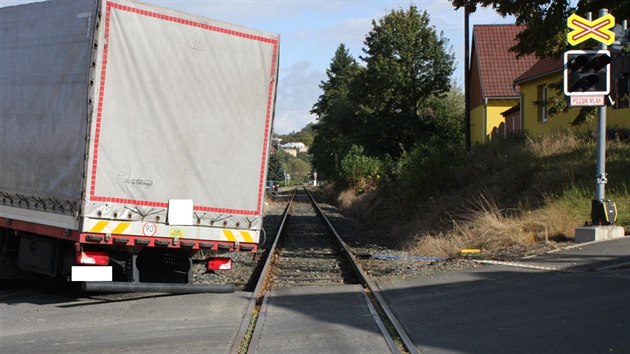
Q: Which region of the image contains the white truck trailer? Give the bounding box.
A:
[0,0,279,287]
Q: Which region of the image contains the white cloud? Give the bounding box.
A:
[274,60,324,133]
[290,17,373,51]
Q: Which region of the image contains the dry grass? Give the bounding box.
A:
[526,131,583,158]
[330,132,629,258]
[389,133,627,257]
[410,202,586,259]
[409,194,541,258]
[337,189,359,210]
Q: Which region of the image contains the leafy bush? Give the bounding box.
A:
[391,138,466,210]
[340,145,382,191]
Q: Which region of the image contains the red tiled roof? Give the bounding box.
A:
[513,56,563,84]
[473,25,538,98]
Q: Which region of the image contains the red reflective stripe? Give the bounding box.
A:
[89,2,277,216]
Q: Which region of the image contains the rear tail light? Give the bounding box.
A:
[207,257,233,271]
[75,250,110,265]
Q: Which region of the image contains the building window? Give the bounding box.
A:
[537,84,548,122]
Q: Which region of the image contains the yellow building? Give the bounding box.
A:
[513,56,630,135]
[469,25,538,144]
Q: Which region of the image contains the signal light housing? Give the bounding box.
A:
[563,49,611,96]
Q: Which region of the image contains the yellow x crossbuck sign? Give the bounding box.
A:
[567,13,615,46]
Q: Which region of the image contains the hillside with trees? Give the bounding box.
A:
[268,125,315,185]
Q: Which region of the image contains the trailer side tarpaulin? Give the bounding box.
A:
[0,0,98,210]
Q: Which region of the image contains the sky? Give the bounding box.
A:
[2,0,515,134]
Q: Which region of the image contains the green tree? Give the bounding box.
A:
[273,150,293,170]
[356,5,455,158]
[275,124,315,147]
[340,145,382,191]
[267,153,284,181]
[310,44,362,180]
[291,124,315,147]
[296,151,311,164]
[285,158,311,183]
[450,0,630,58]
[420,86,465,143]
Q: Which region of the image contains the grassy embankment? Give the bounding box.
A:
[331,132,630,258]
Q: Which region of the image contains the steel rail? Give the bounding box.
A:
[246,188,397,353]
[304,187,420,354]
[229,189,296,354]
[270,191,348,287]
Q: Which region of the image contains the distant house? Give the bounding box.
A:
[512,55,630,136]
[279,142,305,151]
[470,25,537,144]
[277,142,307,157]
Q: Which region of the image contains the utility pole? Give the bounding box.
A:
[464,4,474,151]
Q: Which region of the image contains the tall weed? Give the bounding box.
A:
[344,131,630,256]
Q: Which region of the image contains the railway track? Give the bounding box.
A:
[230,188,418,354]
[271,191,356,287]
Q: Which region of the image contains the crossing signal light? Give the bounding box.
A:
[563,50,611,96]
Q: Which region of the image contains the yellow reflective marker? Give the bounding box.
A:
[567,13,615,46]
[90,221,109,233]
[111,222,130,234]
[240,231,254,243]
[169,229,184,238]
[223,230,237,242]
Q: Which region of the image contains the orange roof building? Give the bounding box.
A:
[470,25,537,144]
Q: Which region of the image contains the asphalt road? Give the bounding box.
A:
[0,283,250,354]
[3,237,629,354]
[378,237,630,354]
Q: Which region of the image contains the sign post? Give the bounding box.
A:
[567,10,624,242]
[594,9,611,225]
